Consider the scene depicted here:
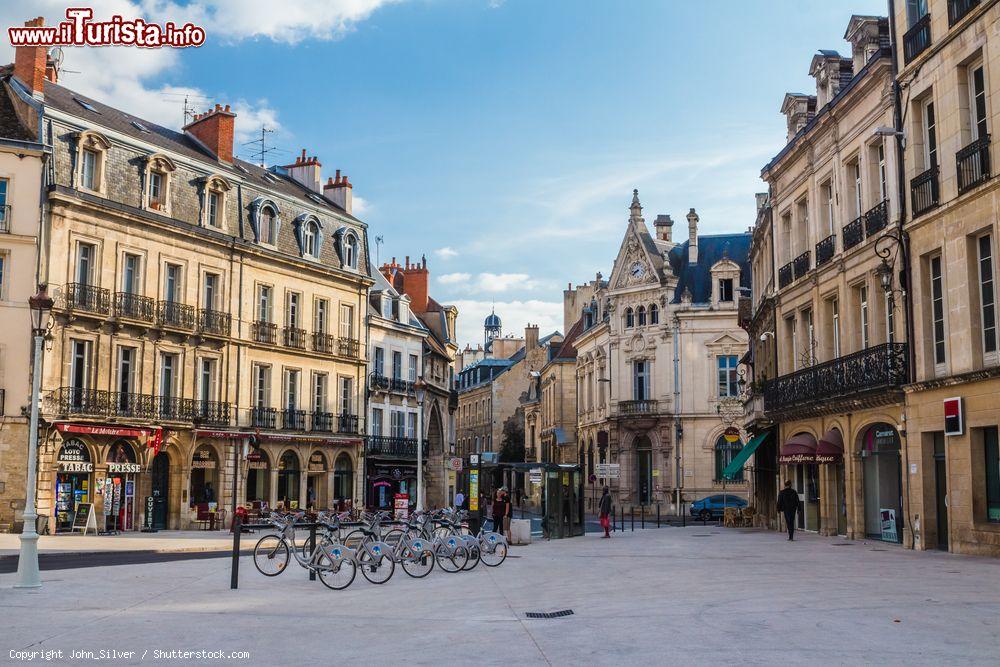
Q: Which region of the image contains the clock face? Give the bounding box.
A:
[630,261,645,278]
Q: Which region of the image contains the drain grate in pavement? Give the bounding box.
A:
[831,543,856,546]
[691,534,714,537]
[525,610,574,619]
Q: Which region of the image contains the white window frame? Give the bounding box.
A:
[313,373,328,414]
[923,98,937,169]
[969,60,988,141]
[831,297,841,358]
[860,285,870,350]
[977,234,997,362]
[253,363,271,408]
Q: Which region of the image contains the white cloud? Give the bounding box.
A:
[452,299,563,349]
[434,246,458,259]
[351,195,371,216]
[0,1,398,148]
[438,272,471,285]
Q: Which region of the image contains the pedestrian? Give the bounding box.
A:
[501,489,512,541]
[454,490,465,510]
[777,480,800,541]
[599,486,612,538]
[203,482,215,504]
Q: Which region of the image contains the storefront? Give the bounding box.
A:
[190,445,220,508]
[246,447,270,504]
[367,463,415,510]
[104,441,141,531]
[816,428,847,536]
[332,453,354,510]
[779,432,820,532]
[277,450,301,508]
[306,451,327,509]
[861,423,903,543]
[54,439,94,533]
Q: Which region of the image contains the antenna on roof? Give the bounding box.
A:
[161,92,210,127]
[374,235,384,266]
[242,126,279,167]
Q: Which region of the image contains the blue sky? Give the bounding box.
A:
[4,0,887,346]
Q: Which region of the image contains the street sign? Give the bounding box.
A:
[944,397,963,435]
[724,426,741,443]
[595,463,620,479]
[470,454,479,466]
[469,470,479,511]
[447,457,463,472]
[529,473,542,485]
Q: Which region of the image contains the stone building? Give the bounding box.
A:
[891,0,1000,555]
[573,191,750,514]
[364,267,426,510]
[744,15,909,541]
[380,256,458,507]
[1,30,371,531]
[0,78,46,530]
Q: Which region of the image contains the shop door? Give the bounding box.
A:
[836,464,848,536]
[545,472,563,539]
[150,453,169,530]
[933,433,948,551]
[636,449,652,505]
[862,425,902,543]
[806,464,820,532]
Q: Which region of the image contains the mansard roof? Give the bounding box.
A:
[666,233,751,304]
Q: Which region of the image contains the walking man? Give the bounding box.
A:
[599,486,612,538]
[777,480,800,541]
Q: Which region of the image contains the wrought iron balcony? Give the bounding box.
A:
[338,413,360,434]
[370,374,413,394]
[864,199,889,237]
[157,396,187,421]
[57,387,108,416]
[842,216,864,251]
[949,0,980,26]
[110,391,156,419]
[65,283,111,315]
[816,235,836,267]
[338,337,361,358]
[619,399,659,415]
[283,327,306,349]
[903,13,931,63]
[778,262,793,289]
[911,165,939,217]
[198,309,231,337]
[762,342,909,418]
[157,300,195,330]
[0,204,10,233]
[366,435,427,459]
[957,135,991,193]
[188,400,231,427]
[312,332,336,354]
[252,321,277,344]
[114,292,155,322]
[312,411,335,432]
[792,251,811,280]
[249,406,277,429]
[282,408,307,431]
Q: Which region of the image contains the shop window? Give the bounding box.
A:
[333,453,354,504]
[190,446,219,507]
[245,448,270,503]
[277,450,301,509]
[986,427,1000,523]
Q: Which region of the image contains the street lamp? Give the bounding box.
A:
[875,231,907,344]
[16,285,53,589]
[413,376,427,512]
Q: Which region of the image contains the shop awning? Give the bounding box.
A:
[722,431,769,480]
[816,428,844,464]
[778,432,818,465]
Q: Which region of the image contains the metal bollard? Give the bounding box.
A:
[308,523,317,581]
[657,503,660,528]
[641,505,645,530]
[631,507,634,532]
[619,506,624,533]
[230,514,242,590]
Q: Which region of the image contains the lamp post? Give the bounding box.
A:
[16,286,53,589]
[875,231,907,345]
[413,377,427,512]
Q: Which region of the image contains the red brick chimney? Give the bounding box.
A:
[183,104,236,163]
[13,17,49,98]
[323,169,353,214]
[380,255,429,313]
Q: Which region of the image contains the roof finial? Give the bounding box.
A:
[629,188,643,224]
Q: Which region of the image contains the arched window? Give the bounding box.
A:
[245,448,270,503]
[334,453,353,505]
[260,206,277,244]
[190,446,220,507]
[624,307,634,328]
[637,305,647,326]
[714,435,743,482]
[345,233,358,269]
[649,303,659,324]
[304,221,319,258]
[277,450,300,508]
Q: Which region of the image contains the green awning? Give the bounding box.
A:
[722,431,769,480]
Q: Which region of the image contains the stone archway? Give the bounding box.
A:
[425,401,446,507]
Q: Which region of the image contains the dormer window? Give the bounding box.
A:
[74,130,112,195]
[207,191,220,227]
[382,295,393,319]
[149,171,164,207]
[720,278,734,302]
[142,153,176,215]
[260,206,277,244]
[304,221,319,258]
[81,149,98,190]
[200,175,231,230]
[345,233,358,270]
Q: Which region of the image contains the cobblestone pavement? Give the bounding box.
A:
[2,527,999,666]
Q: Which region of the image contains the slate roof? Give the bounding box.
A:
[553,317,583,360]
[666,233,751,304]
[507,331,562,364]
[0,80,37,142]
[41,79,361,222]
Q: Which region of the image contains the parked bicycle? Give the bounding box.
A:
[252,511,357,590]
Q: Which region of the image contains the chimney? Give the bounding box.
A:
[525,324,539,351]
[283,149,322,193]
[324,169,353,214]
[382,254,429,312]
[687,208,699,264]
[13,18,49,98]
[183,104,236,163]
[654,214,673,243]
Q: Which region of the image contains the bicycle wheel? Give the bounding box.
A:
[382,529,406,556]
[316,553,357,590]
[462,543,481,571]
[400,543,435,578]
[481,540,508,567]
[358,545,395,584]
[435,543,468,573]
[253,535,290,576]
[342,529,365,550]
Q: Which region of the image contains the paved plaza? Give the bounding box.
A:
[2,526,999,665]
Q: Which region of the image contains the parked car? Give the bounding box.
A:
[690,494,747,520]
